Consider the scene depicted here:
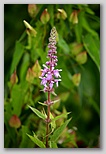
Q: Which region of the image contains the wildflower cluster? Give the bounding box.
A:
[40,27,62,92]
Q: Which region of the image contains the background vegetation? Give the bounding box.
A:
[4,4,100,148]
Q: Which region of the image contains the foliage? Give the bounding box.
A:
[4,4,100,148]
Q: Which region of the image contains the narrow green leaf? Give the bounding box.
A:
[85,7,95,15]
[89,97,100,116]
[82,17,98,37]
[49,141,58,148]
[53,99,60,104]
[27,133,46,148]
[20,52,30,81]
[58,35,70,54]
[83,34,100,71]
[59,62,73,90]
[28,105,46,120]
[11,82,28,116]
[36,48,47,64]
[50,113,56,130]
[74,24,82,43]
[50,118,71,142]
[11,41,24,74]
[38,100,60,107]
[51,112,71,122]
[38,101,47,106]
[19,126,35,148]
[48,5,54,27]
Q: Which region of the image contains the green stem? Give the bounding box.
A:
[46,91,51,148]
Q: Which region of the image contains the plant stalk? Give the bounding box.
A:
[46,91,51,148]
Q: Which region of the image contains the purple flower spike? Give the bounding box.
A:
[40,27,62,92]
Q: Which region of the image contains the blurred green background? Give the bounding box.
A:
[4,4,100,148]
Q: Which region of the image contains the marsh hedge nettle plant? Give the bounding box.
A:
[40,27,62,147]
[28,27,71,148]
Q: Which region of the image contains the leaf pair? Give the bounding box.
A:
[28,105,46,120]
[27,133,46,148]
[28,105,71,123]
[28,105,71,148]
[27,118,71,148]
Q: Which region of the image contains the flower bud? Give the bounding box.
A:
[69,10,78,24]
[26,68,35,83]
[40,9,50,24]
[9,115,21,128]
[72,73,81,86]
[56,12,61,19]
[26,60,41,83]
[28,4,38,18]
[57,9,67,20]
[70,42,83,56]
[10,70,18,85]
[75,51,87,64]
[23,20,37,37]
[32,60,41,78]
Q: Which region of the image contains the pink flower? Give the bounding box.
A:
[46,73,52,81]
[53,69,61,78]
[50,81,54,89]
[54,79,62,87]
[41,77,47,86]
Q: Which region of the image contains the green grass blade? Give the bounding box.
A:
[28,105,46,120]
[10,41,24,74]
[49,141,58,148]
[51,112,71,122]
[27,133,46,148]
[50,118,71,142]
[83,34,100,71]
[38,101,47,106]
